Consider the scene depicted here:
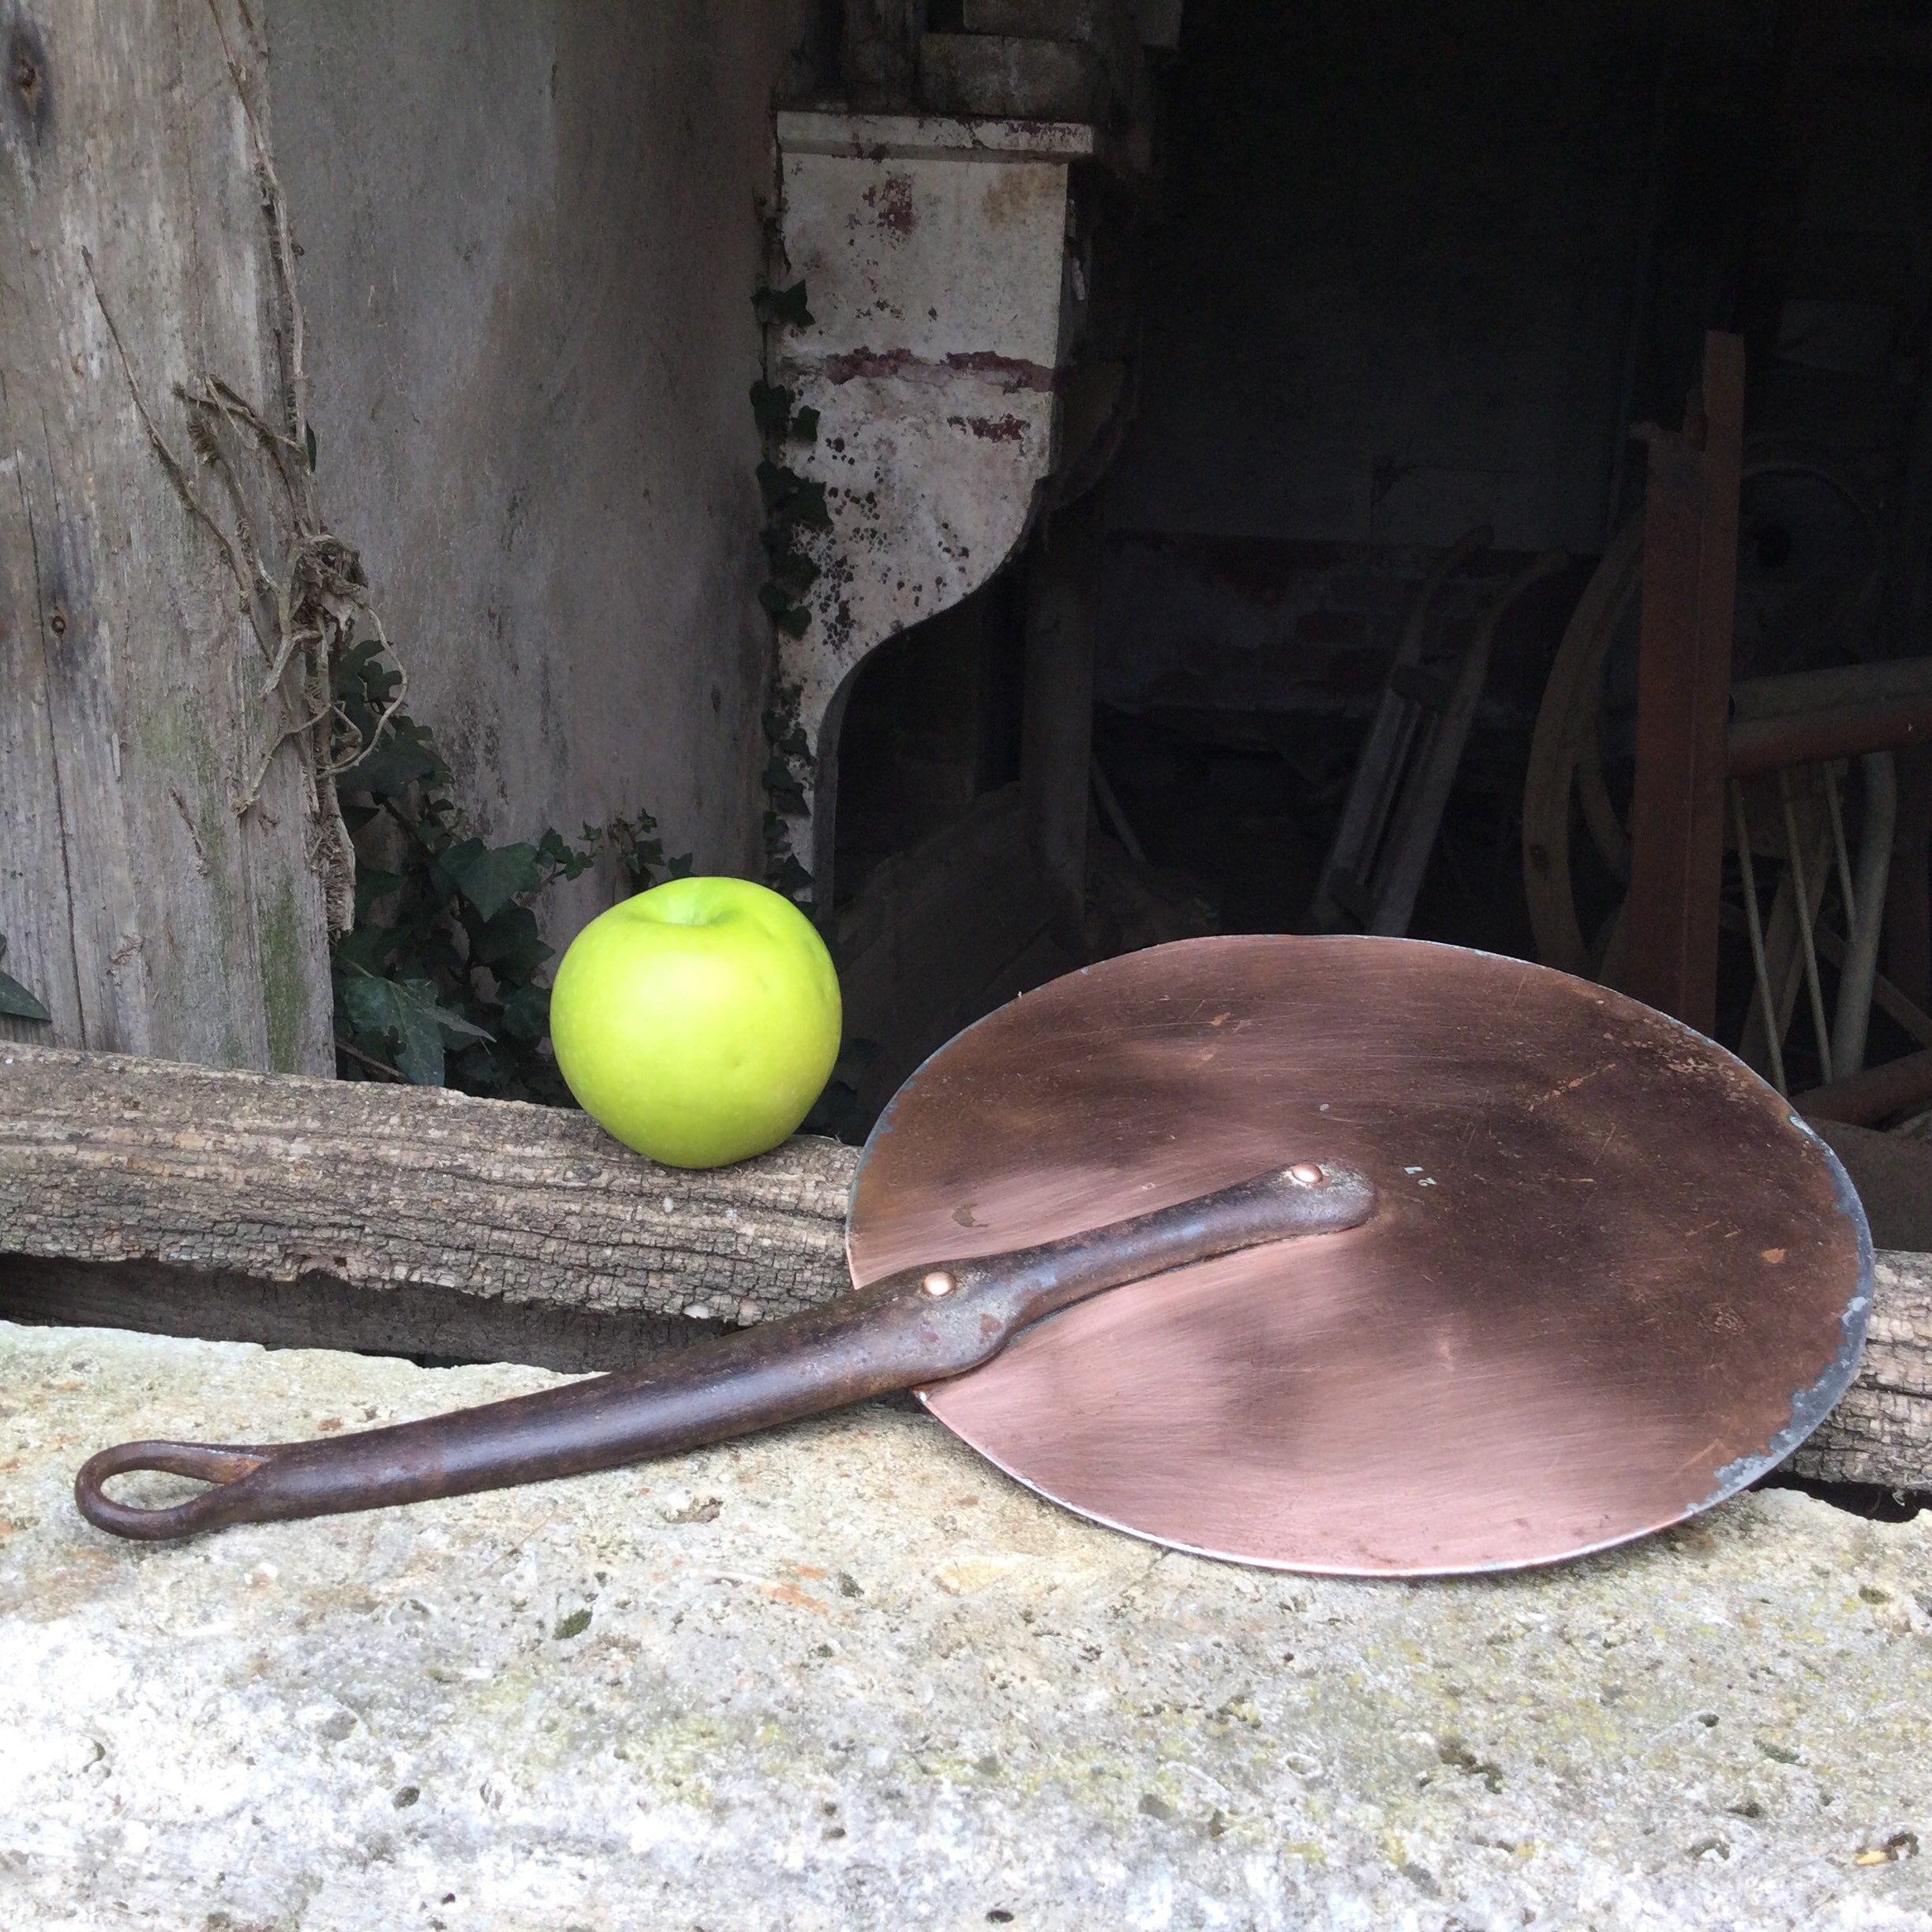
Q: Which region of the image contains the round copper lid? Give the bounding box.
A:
[845,935,1871,1575]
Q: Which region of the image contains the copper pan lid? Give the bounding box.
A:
[846,936,1871,1575]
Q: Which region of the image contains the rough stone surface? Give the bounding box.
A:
[3,1320,1930,1931]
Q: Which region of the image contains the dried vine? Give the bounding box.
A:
[88,2,693,1102]
[86,2,377,938]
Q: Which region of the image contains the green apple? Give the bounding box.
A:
[549,875,841,1169]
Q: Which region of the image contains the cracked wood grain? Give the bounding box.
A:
[0,1046,859,1369]
[1784,1252,1932,1492]
[0,0,332,1069]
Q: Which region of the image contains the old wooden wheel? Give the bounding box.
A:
[1522,444,1886,989]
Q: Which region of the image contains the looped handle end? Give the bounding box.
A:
[74,1441,272,1542]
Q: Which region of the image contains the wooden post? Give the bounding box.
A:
[1623,331,1745,1032]
[1021,497,1100,952]
[0,1,333,1070]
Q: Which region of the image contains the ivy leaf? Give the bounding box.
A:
[340,713,444,799]
[774,552,820,596]
[337,975,443,1084]
[339,973,490,1086]
[755,463,830,531]
[758,582,811,635]
[756,459,799,515]
[769,852,814,900]
[751,282,813,328]
[789,405,819,443]
[0,938,51,1023]
[327,635,683,1104]
[784,475,830,530]
[353,867,404,923]
[470,903,552,981]
[441,839,541,922]
[764,773,807,815]
[760,530,820,597]
[762,707,808,752]
[536,826,596,881]
[750,379,795,437]
[337,636,396,695]
[331,924,395,977]
[418,983,492,1041]
[498,980,551,1043]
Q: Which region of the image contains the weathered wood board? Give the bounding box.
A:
[0,1044,1924,1488]
[0,0,332,1070]
[0,1046,854,1371]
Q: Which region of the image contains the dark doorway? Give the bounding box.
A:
[821,0,1932,1134]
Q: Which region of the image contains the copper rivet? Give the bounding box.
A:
[921,1270,957,1298]
[1286,1163,1324,1187]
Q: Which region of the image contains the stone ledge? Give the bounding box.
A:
[2,1320,1929,1930]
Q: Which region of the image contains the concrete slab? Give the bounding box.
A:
[2,1320,1928,1930]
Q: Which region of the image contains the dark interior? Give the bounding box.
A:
[830,0,1932,1122]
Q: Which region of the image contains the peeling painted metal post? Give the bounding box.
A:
[770,111,1095,903]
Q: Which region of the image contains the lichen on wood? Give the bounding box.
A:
[0,1045,856,1337]
[0,0,337,1069]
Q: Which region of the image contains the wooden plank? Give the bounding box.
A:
[1784,1251,1932,1492]
[1797,1046,1932,1127]
[0,1044,856,1332]
[1623,332,1745,1032]
[0,1046,1924,1484]
[0,1255,724,1376]
[0,2,332,1069]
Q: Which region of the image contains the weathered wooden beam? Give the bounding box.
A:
[1784,1252,1932,1492]
[0,2,335,1070]
[0,1046,856,1369]
[0,1045,1925,1488]
[1622,331,1745,1033]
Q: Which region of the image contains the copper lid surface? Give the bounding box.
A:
[845,936,1871,1575]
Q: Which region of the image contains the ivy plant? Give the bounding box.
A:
[0,936,51,1024]
[330,637,687,1100]
[750,271,823,909]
